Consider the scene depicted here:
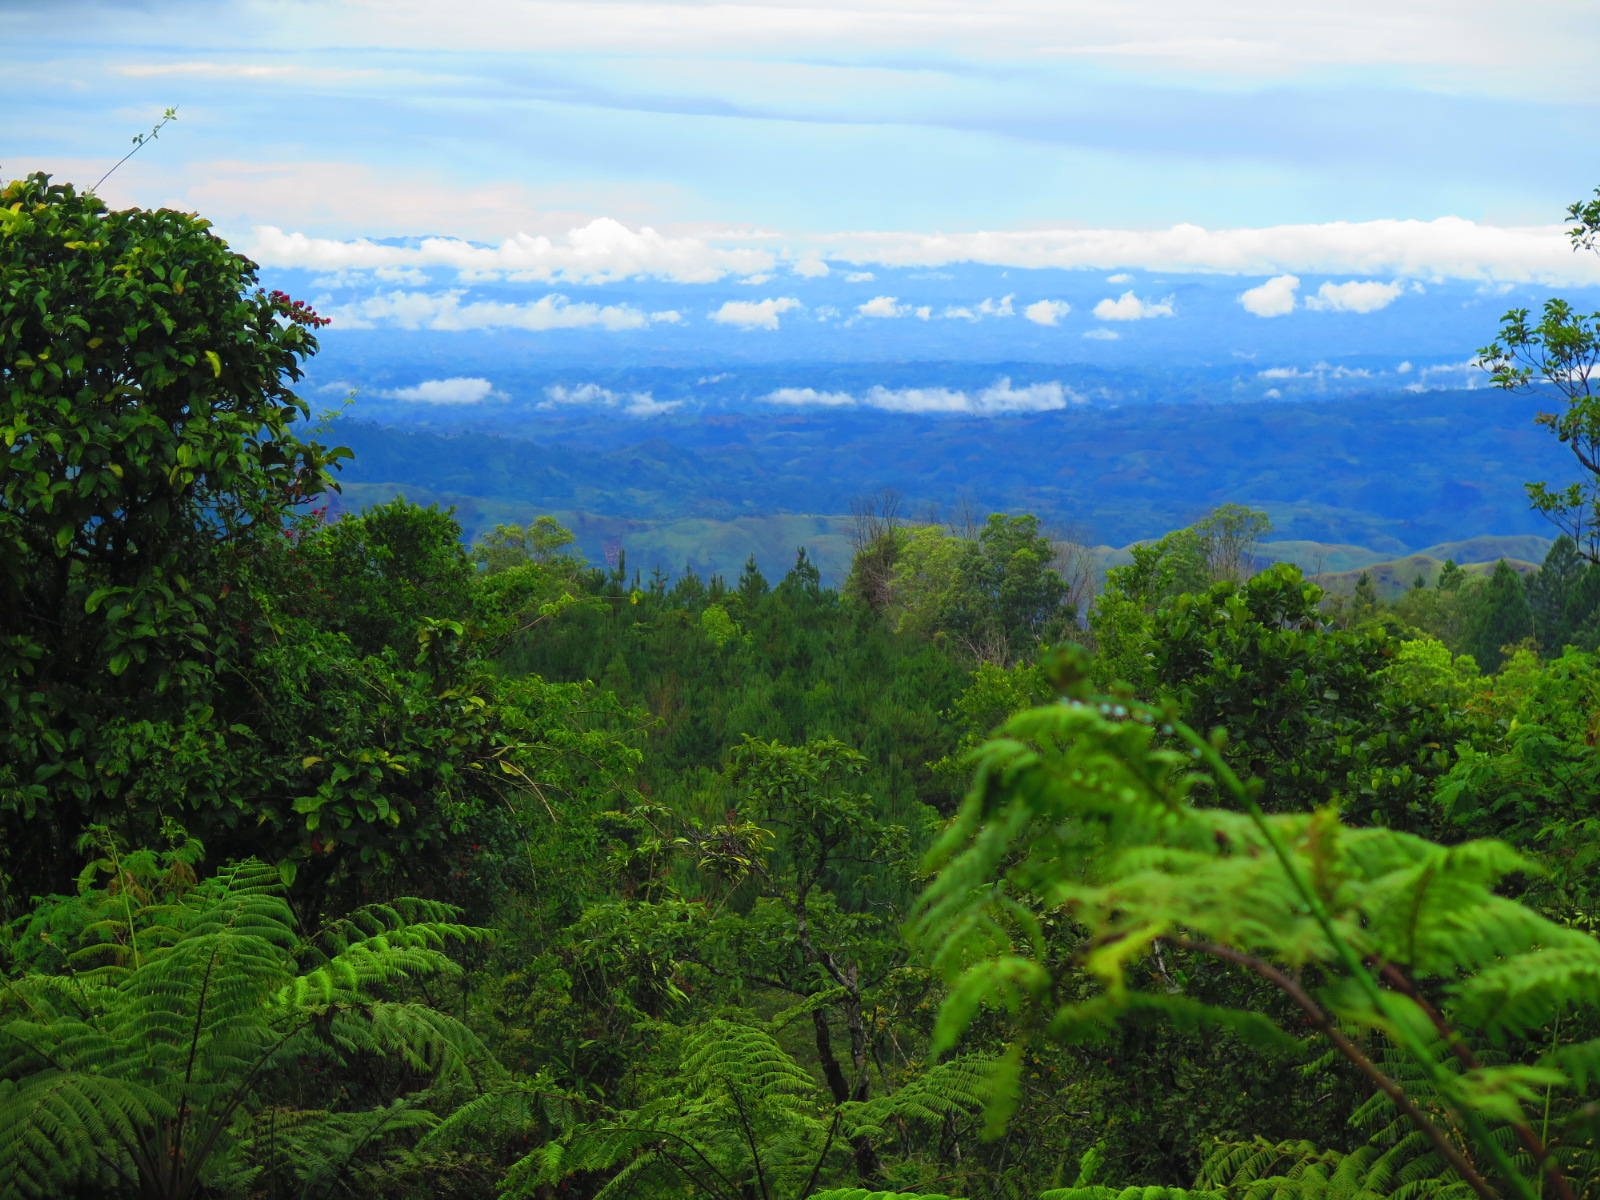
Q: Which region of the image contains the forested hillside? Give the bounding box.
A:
[9,173,1600,1200]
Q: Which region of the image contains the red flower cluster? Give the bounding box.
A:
[264,288,332,328]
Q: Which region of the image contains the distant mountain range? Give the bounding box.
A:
[322,385,1572,584]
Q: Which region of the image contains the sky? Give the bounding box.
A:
[7,0,1600,415]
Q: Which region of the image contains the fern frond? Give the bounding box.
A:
[0,857,491,1200]
[0,1072,172,1199]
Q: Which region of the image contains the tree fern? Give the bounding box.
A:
[911,692,1600,1200]
[0,854,494,1199]
[435,1015,994,1200]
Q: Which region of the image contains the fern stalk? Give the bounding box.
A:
[1173,717,1550,1200]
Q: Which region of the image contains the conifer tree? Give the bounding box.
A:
[1465,560,1535,669]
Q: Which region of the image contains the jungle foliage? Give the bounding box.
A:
[10,175,1600,1200]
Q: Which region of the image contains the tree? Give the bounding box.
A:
[1193,502,1271,583]
[883,514,1072,665]
[0,846,492,1200]
[844,487,904,612]
[473,514,580,575]
[430,1019,988,1200]
[1351,571,1380,623]
[1,172,343,885]
[1521,535,1600,655]
[1098,563,1458,826]
[1479,187,1600,560]
[1464,559,1535,671]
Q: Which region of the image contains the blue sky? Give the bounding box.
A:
[7,0,1600,414]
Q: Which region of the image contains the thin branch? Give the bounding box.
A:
[91,108,178,192]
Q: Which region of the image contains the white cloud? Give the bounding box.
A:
[543,382,680,417]
[1402,359,1486,392]
[709,296,802,329]
[1239,274,1300,317]
[116,61,385,85]
[1398,360,1413,373]
[309,269,371,289]
[1093,290,1175,321]
[650,310,685,323]
[941,296,1017,322]
[739,273,774,285]
[233,214,1600,290]
[1023,299,1072,326]
[792,258,831,278]
[814,217,1600,286]
[858,295,907,318]
[1258,362,1374,380]
[326,290,661,332]
[915,306,932,320]
[380,377,503,404]
[758,377,1080,415]
[763,387,858,407]
[1083,328,1120,340]
[245,219,776,285]
[132,2,1600,108]
[1303,279,1405,313]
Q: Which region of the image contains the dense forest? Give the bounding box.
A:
[7,171,1600,1200]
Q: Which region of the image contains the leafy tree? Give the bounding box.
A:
[1192,503,1271,583]
[1479,186,1600,560]
[1089,508,1273,689]
[1435,647,1600,917]
[472,514,580,575]
[0,172,343,885]
[1103,563,1457,827]
[886,514,1072,664]
[1390,566,1483,655]
[1384,635,1485,712]
[0,846,493,1200]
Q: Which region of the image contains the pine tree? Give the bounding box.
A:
[1351,571,1380,622]
[1526,536,1587,650]
[1464,559,1535,669]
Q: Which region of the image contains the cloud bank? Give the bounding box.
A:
[761,377,1080,415]
[244,217,1600,289]
[815,218,1600,286]
[247,219,775,284]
